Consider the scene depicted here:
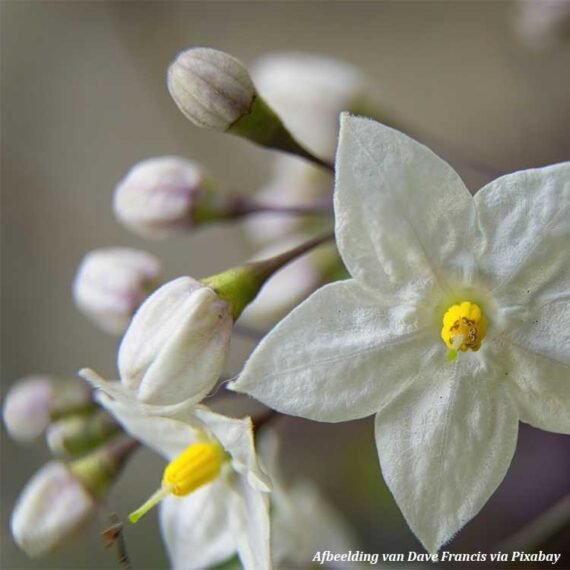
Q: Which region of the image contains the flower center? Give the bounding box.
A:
[441,301,487,361]
[128,440,227,523]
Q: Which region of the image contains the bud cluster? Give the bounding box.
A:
[6,42,386,566]
[3,375,137,558]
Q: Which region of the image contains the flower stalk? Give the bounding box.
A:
[229,95,335,172]
[224,196,333,218]
[202,232,334,320]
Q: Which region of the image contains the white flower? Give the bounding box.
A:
[72,247,160,335]
[11,462,96,558]
[83,276,232,410]
[87,378,271,570]
[231,115,570,552]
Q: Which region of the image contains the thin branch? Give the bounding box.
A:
[227,196,333,218]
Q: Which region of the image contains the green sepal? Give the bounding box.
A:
[201,263,268,321]
[229,95,332,171]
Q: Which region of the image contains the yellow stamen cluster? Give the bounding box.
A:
[129,440,227,523]
[163,440,226,496]
[441,301,487,361]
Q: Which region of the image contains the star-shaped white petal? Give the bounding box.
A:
[231,114,569,551]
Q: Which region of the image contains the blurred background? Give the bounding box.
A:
[2,1,569,569]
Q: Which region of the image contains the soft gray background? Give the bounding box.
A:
[2,2,569,569]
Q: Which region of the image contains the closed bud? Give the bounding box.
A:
[168,47,255,131]
[168,47,332,170]
[11,436,137,558]
[3,376,94,443]
[46,409,121,457]
[81,237,331,410]
[118,277,233,407]
[114,156,227,239]
[10,462,96,558]
[72,247,160,334]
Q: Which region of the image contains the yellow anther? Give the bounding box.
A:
[163,440,226,496]
[128,440,227,523]
[441,301,487,360]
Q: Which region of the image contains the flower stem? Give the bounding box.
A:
[229,95,335,173]
[247,231,335,284]
[227,196,333,218]
[202,231,335,320]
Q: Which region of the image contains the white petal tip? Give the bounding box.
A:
[77,368,100,383]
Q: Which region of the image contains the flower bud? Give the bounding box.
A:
[46,409,121,457]
[168,47,255,131]
[73,247,160,334]
[10,462,96,558]
[113,156,227,239]
[168,47,332,170]
[11,436,137,558]
[118,276,233,407]
[3,376,94,442]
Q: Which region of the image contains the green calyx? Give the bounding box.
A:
[201,263,269,321]
[48,409,121,458]
[228,95,333,172]
[68,436,138,500]
[201,232,334,321]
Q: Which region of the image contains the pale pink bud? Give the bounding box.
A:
[72,247,160,334]
[118,276,233,406]
[113,156,217,239]
[2,376,93,442]
[11,462,96,558]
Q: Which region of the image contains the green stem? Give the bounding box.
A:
[202,231,335,320]
[229,95,334,173]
